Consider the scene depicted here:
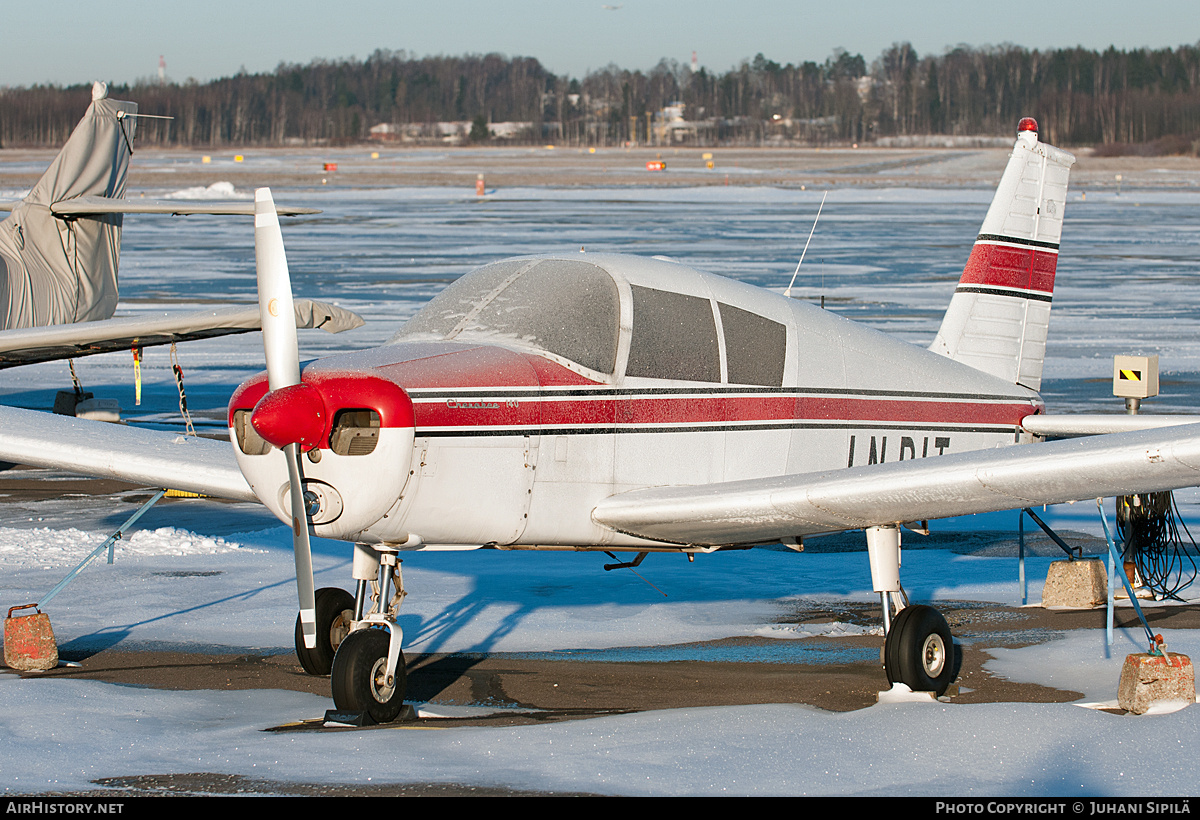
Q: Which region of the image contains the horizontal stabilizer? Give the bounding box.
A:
[0,405,254,502]
[592,423,1200,546]
[0,299,363,368]
[1021,414,1200,437]
[49,197,320,217]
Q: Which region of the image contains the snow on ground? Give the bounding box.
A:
[1,520,1198,796]
[161,181,249,200]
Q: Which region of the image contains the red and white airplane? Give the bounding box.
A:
[5,117,1200,723]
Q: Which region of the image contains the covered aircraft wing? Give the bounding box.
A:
[0,405,254,502]
[592,424,1200,546]
[0,299,363,368]
[50,197,320,217]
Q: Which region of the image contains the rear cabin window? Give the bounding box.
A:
[625,285,721,382]
[394,259,620,374]
[719,302,787,387]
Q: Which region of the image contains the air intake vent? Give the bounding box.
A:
[330,409,380,456]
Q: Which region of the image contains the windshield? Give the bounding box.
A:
[393,258,621,374]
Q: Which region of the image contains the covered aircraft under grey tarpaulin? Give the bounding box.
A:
[0,84,135,330]
[0,83,361,370]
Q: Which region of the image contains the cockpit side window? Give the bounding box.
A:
[625,285,721,382]
[719,302,787,387]
[394,259,620,375]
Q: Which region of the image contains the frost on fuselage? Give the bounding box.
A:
[392,255,790,386]
[393,258,620,375]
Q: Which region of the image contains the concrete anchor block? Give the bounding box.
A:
[1118,653,1196,715]
[3,607,58,671]
[1041,558,1107,608]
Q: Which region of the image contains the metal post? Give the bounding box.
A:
[1097,498,1156,651]
[1019,509,1027,605]
[37,489,166,609]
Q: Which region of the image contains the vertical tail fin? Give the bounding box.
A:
[0,82,137,330]
[930,119,1075,391]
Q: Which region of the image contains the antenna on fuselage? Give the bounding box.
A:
[783,190,827,300]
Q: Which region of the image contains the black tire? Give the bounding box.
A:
[330,627,406,723]
[884,604,955,696]
[295,587,355,676]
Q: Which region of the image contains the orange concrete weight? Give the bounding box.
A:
[1118,651,1195,714]
[4,604,58,671]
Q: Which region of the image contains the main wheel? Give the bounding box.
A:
[884,604,955,696]
[295,587,355,676]
[330,627,406,723]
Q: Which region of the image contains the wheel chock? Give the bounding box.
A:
[4,604,59,671]
[1118,651,1195,715]
[323,704,417,727]
[324,710,377,727]
[1041,558,1107,608]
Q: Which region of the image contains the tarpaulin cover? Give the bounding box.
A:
[0,85,137,329]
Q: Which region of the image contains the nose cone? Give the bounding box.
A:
[251,382,326,450]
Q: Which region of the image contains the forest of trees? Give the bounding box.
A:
[2,43,1199,149]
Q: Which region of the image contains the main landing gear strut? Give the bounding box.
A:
[293,542,410,724]
[866,525,956,697]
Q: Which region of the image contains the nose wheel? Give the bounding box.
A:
[330,627,407,723]
[294,587,355,676]
[883,604,955,696]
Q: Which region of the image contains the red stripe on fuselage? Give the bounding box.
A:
[412,392,1034,430]
[960,242,1057,295]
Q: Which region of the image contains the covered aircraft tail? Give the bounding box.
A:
[929,119,1075,391]
[0,82,137,330]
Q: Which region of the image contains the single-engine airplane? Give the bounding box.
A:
[0,82,361,372]
[6,118,1200,723]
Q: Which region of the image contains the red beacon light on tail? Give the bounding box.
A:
[1017,117,1038,134]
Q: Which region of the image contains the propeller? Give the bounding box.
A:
[253,187,317,650]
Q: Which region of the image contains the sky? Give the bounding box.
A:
[1,0,1198,88]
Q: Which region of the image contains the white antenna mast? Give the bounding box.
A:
[784,190,827,298]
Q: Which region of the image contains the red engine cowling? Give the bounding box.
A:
[228,371,416,540]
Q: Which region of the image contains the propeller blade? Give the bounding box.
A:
[254,187,315,648]
[254,188,300,391]
[286,443,317,649]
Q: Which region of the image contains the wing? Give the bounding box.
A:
[48,197,320,217]
[0,199,318,216]
[0,299,363,368]
[592,424,1200,546]
[1021,413,1200,437]
[0,405,254,501]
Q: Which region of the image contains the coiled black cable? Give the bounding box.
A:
[1116,491,1198,600]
